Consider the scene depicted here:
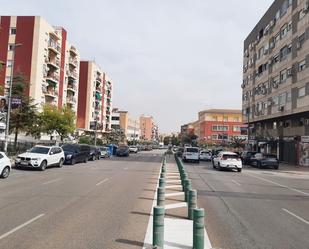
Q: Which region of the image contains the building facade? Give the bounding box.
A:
[117,111,140,142]
[242,0,309,164]
[0,16,80,112]
[77,61,112,133]
[197,109,245,143]
[140,115,154,141]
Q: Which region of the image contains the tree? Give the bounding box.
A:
[8,73,40,148]
[180,131,198,146]
[40,104,76,140]
[230,136,246,149]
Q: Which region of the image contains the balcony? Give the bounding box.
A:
[46,58,60,70]
[96,77,102,83]
[67,71,78,80]
[46,73,59,85]
[66,96,76,104]
[67,84,76,92]
[95,92,102,101]
[48,40,60,54]
[43,86,58,99]
[69,58,78,68]
[70,46,78,56]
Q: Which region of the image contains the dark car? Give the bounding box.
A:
[62,144,90,165]
[176,147,184,157]
[211,148,223,161]
[250,153,279,169]
[241,151,257,165]
[89,146,100,161]
[116,145,130,157]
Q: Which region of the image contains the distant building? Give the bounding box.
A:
[140,115,157,141]
[77,61,113,133]
[194,109,245,143]
[118,111,140,141]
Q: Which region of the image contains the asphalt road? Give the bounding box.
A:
[0,150,163,249]
[185,160,309,249]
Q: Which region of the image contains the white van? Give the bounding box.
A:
[182,147,200,163]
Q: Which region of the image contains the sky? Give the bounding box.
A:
[1,0,274,133]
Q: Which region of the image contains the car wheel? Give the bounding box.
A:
[274,165,279,170]
[40,160,47,171]
[71,158,76,165]
[212,160,216,169]
[258,161,262,169]
[0,166,10,178]
[237,168,242,172]
[58,158,64,168]
[84,157,88,163]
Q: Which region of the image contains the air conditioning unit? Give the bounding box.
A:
[278,106,284,111]
[270,42,275,49]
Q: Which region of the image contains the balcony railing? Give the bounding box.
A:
[48,40,61,53]
[66,97,76,103]
[69,58,78,67]
[67,84,77,91]
[46,73,59,84]
[67,71,78,79]
[96,77,102,83]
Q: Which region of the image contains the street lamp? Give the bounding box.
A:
[4,43,22,153]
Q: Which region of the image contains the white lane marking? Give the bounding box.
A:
[42,178,61,185]
[165,173,179,175]
[165,202,187,210]
[165,192,184,197]
[165,185,182,189]
[0,214,45,241]
[282,208,309,225]
[96,178,109,186]
[231,180,241,186]
[246,173,309,196]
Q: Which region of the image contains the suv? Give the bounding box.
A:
[0,152,12,179]
[213,151,242,172]
[62,144,90,165]
[182,147,200,163]
[116,145,130,157]
[15,146,64,171]
[241,151,257,165]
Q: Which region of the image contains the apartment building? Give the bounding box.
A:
[196,109,245,143]
[0,16,80,111]
[111,108,120,131]
[242,0,309,164]
[77,61,112,133]
[140,115,154,141]
[118,111,140,141]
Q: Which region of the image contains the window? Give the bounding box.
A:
[298,33,306,48]
[233,126,241,132]
[273,75,280,85]
[212,125,229,132]
[281,24,288,38]
[218,134,228,140]
[273,122,277,129]
[212,134,218,140]
[6,60,12,67]
[287,91,291,102]
[258,47,264,59]
[274,32,280,43]
[279,92,287,105]
[273,53,280,64]
[287,20,292,31]
[10,28,16,35]
[298,60,306,72]
[8,44,14,51]
[234,117,239,122]
[273,96,279,106]
[280,69,287,83]
[298,87,306,97]
[223,116,228,122]
[5,76,10,85]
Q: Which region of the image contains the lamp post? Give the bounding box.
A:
[4,43,22,153]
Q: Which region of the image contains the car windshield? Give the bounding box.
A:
[119,146,128,150]
[29,146,50,154]
[100,147,107,151]
[62,144,78,152]
[265,154,277,159]
[223,154,238,159]
[201,152,210,155]
[187,148,199,153]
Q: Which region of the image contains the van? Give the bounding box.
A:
[182,147,200,163]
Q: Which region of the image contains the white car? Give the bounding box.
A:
[0,152,12,179]
[199,151,212,161]
[212,151,242,172]
[15,146,65,171]
[182,147,200,163]
[99,146,110,158]
[129,146,138,153]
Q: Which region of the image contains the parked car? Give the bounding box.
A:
[89,145,100,161]
[116,145,130,157]
[98,146,110,158]
[199,151,212,161]
[211,148,223,161]
[212,151,242,172]
[15,145,64,171]
[182,147,200,163]
[249,153,279,169]
[0,152,11,179]
[62,144,90,165]
[129,146,138,153]
[241,151,257,165]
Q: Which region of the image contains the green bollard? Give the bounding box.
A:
[157,187,165,206]
[185,179,192,202]
[160,172,165,179]
[153,206,164,247]
[182,176,189,192]
[188,189,197,220]
[159,178,166,188]
[193,208,205,249]
[161,166,166,173]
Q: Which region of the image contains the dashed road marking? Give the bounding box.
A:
[282,208,309,225]
[42,178,62,185]
[231,180,241,186]
[0,214,45,241]
[96,178,109,186]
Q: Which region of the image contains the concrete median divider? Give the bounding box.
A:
[143,154,211,249]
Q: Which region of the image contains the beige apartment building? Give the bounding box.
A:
[77,61,112,133]
[118,111,140,141]
[140,115,154,141]
[0,16,80,112]
[242,0,309,164]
